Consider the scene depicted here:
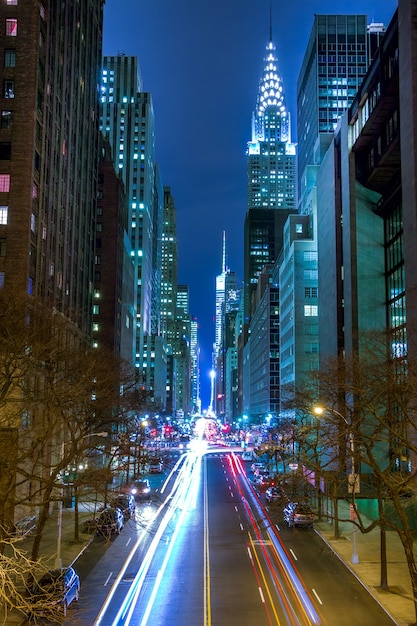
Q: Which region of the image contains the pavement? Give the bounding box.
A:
[0,489,416,625]
[313,498,416,626]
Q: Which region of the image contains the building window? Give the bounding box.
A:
[296,223,303,234]
[7,1,18,5]
[0,205,8,224]
[28,275,33,295]
[0,143,11,160]
[0,174,10,192]
[0,271,4,288]
[304,305,318,317]
[31,213,36,232]
[93,304,100,314]
[5,19,17,37]
[3,80,14,98]
[0,238,6,256]
[96,222,102,232]
[4,49,15,68]
[1,110,12,128]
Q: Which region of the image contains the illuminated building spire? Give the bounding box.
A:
[222,229,227,274]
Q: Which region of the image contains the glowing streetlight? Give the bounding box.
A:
[313,406,359,563]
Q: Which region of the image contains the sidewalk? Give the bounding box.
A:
[0,503,96,625]
[314,499,416,626]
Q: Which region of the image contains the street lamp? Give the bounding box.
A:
[55,431,108,569]
[313,406,359,563]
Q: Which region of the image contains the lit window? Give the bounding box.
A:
[0,174,10,192]
[0,205,8,224]
[295,223,303,234]
[304,305,318,317]
[3,80,14,98]
[7,1,18,5]
[93,304,99,315]
[5,19,17,37]
[31,213,36,232]
[0,271,4,288]
[32,182,38,198]
[4,49,15,67]
[1,111,12,128]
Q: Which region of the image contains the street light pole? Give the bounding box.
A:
[55,431,108,569]
[313,406,359,563]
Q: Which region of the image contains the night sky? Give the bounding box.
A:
[103,0,398,408]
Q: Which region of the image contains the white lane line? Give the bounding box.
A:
[258,587,265,603]
[312,588,323,604]
[289,548,298,560]
[104,572,113,586]
[125,537,132,547]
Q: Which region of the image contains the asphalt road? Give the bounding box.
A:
[65,450,396,626]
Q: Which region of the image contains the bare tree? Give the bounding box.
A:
[292,332,417,623]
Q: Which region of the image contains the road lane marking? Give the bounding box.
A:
[289,549,298,561]
[312,589,323,605]
[104,572,113,586]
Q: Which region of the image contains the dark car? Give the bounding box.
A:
[149,460,163,473]
[111,494,136,521]
[96,506,124,535]
[256,475,276,491]
[265,486,284,503]
[28,566,80,619]
[283,502,314,528]
[130,478,151,500]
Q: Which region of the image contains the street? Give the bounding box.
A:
[60,450,397,626]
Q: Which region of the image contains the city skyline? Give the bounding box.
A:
[103,0,398,407]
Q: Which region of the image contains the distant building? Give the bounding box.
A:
[100,55,157,383]
[95,139,134,363]
[244,33,297,322]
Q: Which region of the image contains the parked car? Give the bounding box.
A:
[256,476,276,491]
[283,502,314,528]
[265,486,284,503]
[130,478,151,500]
[251,462,264,473]
[254,467,270,478]
[95,507,124,536]
[111,494,136,521]
[28,566,80,619]
[149,460,163,473]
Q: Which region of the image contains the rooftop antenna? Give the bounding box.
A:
[222,230,227,273]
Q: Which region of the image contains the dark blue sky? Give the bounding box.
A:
[103,0,398,408]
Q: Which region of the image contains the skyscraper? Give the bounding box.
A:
[297,15,386,200]
[100,55,157,379]
[244,30,297,321]
[1,1,104,336]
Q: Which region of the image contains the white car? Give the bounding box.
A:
[251,462,264,473]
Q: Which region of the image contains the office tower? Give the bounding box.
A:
[214,231,228,360]
[1,1,103,335]
[297,15,386,201]
[173,285,192,417]
[100,55,157,378]
[95,138,134,362]
[244,30,297,321]
[161,187,178,337]
[190,317,201,415]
